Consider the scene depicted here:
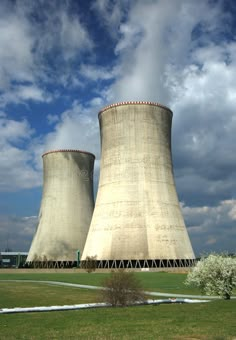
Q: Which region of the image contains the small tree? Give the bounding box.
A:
[102,270,145,307]
[185,253,236,300]
[82,255,97,273]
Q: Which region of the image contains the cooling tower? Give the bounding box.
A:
[27,149,95,267]
[82,101,195,269]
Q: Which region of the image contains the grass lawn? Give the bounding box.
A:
[0,299,236,339]
[0,271,207,295]
[0,282,99,308]
[0,272,236,339]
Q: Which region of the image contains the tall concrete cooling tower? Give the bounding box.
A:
[27,149,95,268]
[82,101,195,269]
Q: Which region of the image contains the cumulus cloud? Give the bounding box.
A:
[171,40,236,205]
[0,0,96,190]
[182,200,236,255]
[0,116,41,191]
[0,85,52,107]
[47,114,60,125]
[0,215,37,251]
[0,6,34,90]
[0,0,94,107]
[80,64,118,82]
[32,1,93,63]
[91,0,129,39]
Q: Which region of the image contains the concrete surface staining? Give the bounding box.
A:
[82,102,195,268]
[27,150,95,265]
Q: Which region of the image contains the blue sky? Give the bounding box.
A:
[0,0,235,256]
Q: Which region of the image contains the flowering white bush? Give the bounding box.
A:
[185,254,236,299]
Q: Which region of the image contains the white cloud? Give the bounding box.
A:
[91,0,128,38]
[0,117,41,191]
[43,101,101,159]
[0,0,94,107]
[225,200,236,221]
[0,10,34,90]
[34,2,94,62]
[182,200,236,255]
[80,64,118,82]
[0,118,33,143]
[170,39,236,207]
[59,12,93,60]
[107,0,228,104]
[47,114,60,125]
[0,85,52,107]
[17,85,51,102]
[0,215,37,251]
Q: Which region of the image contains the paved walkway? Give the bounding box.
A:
[1,279,235,299]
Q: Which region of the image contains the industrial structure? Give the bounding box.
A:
[81,101,195,269]
[0,252,28,268]
[27,149,95,267]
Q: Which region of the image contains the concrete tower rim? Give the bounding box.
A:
[42,149,95,159]
[98,101,173,118]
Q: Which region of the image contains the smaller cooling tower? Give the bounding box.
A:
[27,149,95,267]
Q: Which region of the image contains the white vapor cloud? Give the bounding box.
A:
[43,101,101,158]
[107,0,228,104]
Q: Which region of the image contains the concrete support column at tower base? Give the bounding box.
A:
[81,258,196,270]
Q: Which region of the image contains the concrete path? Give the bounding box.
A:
[1,279,235,299]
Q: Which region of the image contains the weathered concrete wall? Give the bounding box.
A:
[82,102,195,262]
[27,150,95,262]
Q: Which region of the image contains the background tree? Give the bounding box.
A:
[81,255,97,273]
[185,253,236,299]
[102,270,145,306]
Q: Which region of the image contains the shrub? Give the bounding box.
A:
[101,270,145,306]
[185,253,236,299]
[81,255,97,273]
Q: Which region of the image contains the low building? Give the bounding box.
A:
[0,252,28,268]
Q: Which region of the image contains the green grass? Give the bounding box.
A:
[0,271,205,295]
[0,282,98,308]
[1,271,235,296]
[0,272,236,339]
[1,300,236,339]
[0,272,108,286]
